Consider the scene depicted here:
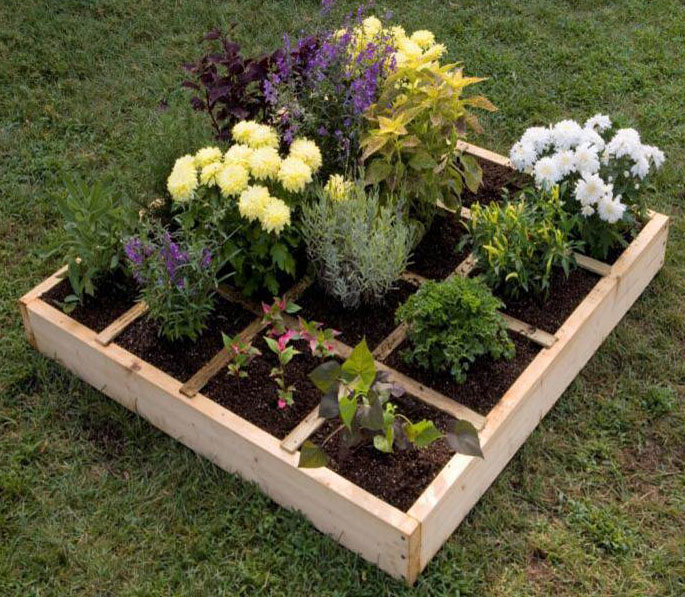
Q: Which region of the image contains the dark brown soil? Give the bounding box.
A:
[115,297,256,383]
[311,392,457,512]
[203,338,329,439]
[296,280,417,350]
[462,158,530,207]
[409,214,471,279]
[497,268,601,334]
[41,271,138,333]
[384,334,540,416]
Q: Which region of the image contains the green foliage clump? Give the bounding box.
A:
[51,177,134,311]
[464,186,582,299]
[300,182,415,309]
[299,339,483,468]
[396,276,514,383]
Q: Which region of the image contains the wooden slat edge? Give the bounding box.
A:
[372,322,408,361]
[95,301,148,346]
[19,265,69,304]
[179,316,265,398]
[499,313,557,348]
[451,253,477,277]
[573,252,612,277]
[457,140,513,168]
[280,407,326,453]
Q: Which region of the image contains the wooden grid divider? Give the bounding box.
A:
[179,278,313,398]
[95,301,149,346]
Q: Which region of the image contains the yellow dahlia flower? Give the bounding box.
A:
[260,197,291,234]
[277,157,312,193]
[362,16,382,37]
[217,164,249,197]
[410,30,435,49]
[200,161,224,187]
[246,124,279,149]
[238,185,271,222]
[248,146,282,180]
[232,120,260,144]
[167,156,198,202]
[323,174,353,202]
[194,146,223,168]
[289,138,322,173]
[224,143,254,169]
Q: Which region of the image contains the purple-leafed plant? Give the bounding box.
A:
[124,225,225,341]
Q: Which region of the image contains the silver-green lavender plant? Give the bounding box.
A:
[301,182,416,309]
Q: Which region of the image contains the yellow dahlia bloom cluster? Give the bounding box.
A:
[323,174,353,202]
[167,155,198,202]
[232,120,279,149]
[238,186,290,234]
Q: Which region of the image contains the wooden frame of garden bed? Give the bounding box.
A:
[18,144,669,584]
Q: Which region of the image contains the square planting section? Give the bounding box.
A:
[18,144,669,584]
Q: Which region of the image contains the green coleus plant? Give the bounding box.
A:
[298,339,484,468]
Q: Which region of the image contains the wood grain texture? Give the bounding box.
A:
[95,301,149,346]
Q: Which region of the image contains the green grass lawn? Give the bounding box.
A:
[1,1,683,594]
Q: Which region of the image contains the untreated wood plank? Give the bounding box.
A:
[400,271,428,287]
[95,301,149,346]
[217,284,261,315]
[280,407,326,453]
[573,252,612,277]
[499,313,557,348]
[372,322,408,361]
[457,140,513,168]
[179,316,265,398]
[451,253,477,277]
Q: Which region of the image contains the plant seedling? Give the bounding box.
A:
[222,332,261,387]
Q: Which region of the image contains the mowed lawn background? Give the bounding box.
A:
[1,1,683,594]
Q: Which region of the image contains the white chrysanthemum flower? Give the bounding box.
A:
[630,156,650,179]
[554,149,577,176]
[411,30,436,49]
[216,164,249,197]
[580,127,606,151]
[238,185,271,222]
[533,156,561,187]
[200,162,224,187]
[643,145,665,169]
[575,173,608,206]
[551,119,584,150]
[194,146,223,168]
[289,138,322,172]
[248,147,282,180]
[584,113,612,132]
[260,197,291,234]
[224,144,254,169]
[581,204,595,217]
[574,143,600,174]
[520,126,552,153]
[597,195,626,224]
[232,120,261,144]
[605,128,641,159]
[277,157,312,193]
[509,142,538,171]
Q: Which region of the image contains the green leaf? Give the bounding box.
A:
[409,150,437,171]
[298,441,329,468]
[338,393,357,431]
[270,243,289,271]
[459,153,483,193]
[264,336,280,355]
[364,160,392,186]
[373,426,394,453]
[404,420,443,448]
[341,339,376,393]
[319,388,340,418]
[357,399,385,431]
[446,420,484,458]
[309,361,342,394]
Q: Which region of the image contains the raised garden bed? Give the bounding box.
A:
[19,143,669,584]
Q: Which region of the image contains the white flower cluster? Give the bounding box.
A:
[509,114,665,224]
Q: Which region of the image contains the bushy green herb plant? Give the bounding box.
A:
[50,177,133,310]
[299,339,483,468]
[464,186,583,299]
[396,276,514,383]
[300,181,416,309]
[124,225,226,342]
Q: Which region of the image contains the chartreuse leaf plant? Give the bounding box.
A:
[298,339,483,468]
[361,31,496,226]
[463,185,583,299]
[396,276,515,383]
